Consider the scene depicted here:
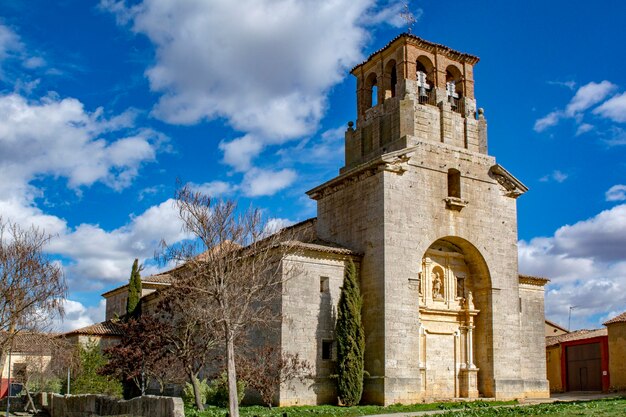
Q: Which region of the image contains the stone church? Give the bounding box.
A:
[101,33,549,405]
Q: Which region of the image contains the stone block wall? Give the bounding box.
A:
[45,394,184,417]
[280,252,357,406]
[519,280,550,397]
[607,322,626,390]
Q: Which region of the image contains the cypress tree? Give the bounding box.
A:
[126,258,142,317]
[336,260,365,406]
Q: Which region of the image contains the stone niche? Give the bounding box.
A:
[417,240,479,399]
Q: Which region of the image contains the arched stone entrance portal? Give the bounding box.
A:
[417,237,493,399]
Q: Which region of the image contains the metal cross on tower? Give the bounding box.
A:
[400,3,416,34]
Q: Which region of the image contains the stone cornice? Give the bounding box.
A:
[306,149,412,200]
[489,164,528,198]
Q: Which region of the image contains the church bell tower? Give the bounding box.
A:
[307,34,548,405]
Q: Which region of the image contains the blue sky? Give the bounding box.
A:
[0,0,625,332]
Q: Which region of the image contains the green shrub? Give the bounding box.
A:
[182,378,211,407]
[206,372,245,407]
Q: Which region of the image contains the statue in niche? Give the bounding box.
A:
[432,270,444,299]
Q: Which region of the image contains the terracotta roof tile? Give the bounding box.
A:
[546,328,607,347]
[604,311,626,325]
[0,332,57,354]
[64,320,125,337]
[351,32,480,73]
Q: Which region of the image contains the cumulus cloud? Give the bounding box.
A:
[219,134,265,172]
[52,299,106,332]
[103,0,408,182]
[593,91,626,123]
[519,204,626,329]
[0,93,162,194]
[241,168,297,197]
[606,184,626,202]
[48,199,188,289]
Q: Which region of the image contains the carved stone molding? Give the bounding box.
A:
[489,164,528,198]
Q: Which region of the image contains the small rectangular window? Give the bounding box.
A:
[320,276,329,293]
[519,297,523,313]
[322,339,334,360]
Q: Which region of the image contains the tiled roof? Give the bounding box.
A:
[144,273,174,284]
[64,320,125,337]
[0,332,58,354]
[604,311,626,325]
[546,328,607,347]
[545,319,568,333]
[351,32,480,73]
[281,239,358,256]
[519,274,550,286]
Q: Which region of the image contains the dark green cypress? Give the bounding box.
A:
[336,260,365,406]
[126,258,142,317]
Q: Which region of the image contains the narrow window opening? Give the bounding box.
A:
[390,65,397,98]
[320,276,329,293]
[322,340,334,360]
[519,297,523,313]
[448,169,461,198]
[371,84,378,107]
[456,277,465,298]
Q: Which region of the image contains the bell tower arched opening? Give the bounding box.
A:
[418,237,494,398]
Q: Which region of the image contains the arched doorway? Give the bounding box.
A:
[418,237,493,398]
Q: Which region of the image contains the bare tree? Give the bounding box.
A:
[238,346,312,408]
[0,218,67,373]
[155,288,219,410]
[160,185,302,417]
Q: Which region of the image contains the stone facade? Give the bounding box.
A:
[303,33,548,404]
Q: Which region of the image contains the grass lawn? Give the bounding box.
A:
[185,398,626,417]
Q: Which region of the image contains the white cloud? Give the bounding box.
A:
[103,0,406,171]
[547,80,576,90]
[565,81,616,116]
[52,299,106,332]
[48,199,188,288]
[606,185,626,202]
[190,180,237,197]
[575,123,594,136]
[519,204,626,330]
[534,111,561,132]
[534,81,617,133]
[0,24,22,62]
[22,56,46,69]
[242,168,297,197]
[593,91,626,123]
[539,170,568,183]
[0,93,162,193]
[219,134,265,172]
[264,217,296,234]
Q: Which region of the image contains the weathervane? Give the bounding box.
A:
[400,2,416,34]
